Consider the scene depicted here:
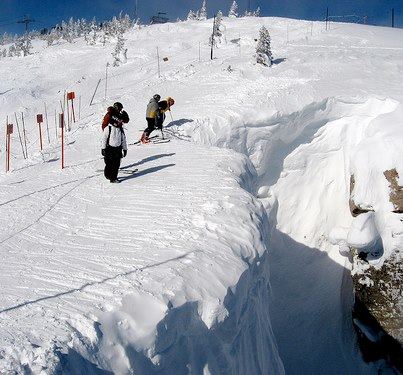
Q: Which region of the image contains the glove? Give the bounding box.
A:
[122,150,127,157]
[101,149,106,156]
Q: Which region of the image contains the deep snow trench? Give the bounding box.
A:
[191,96,397,374]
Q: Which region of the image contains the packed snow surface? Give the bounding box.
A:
[1,15,402,373]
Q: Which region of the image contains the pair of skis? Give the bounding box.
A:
[130,133,171,146]
[95,168,138,174]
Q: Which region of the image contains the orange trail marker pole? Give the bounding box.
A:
[59,113,65,169]
[37,114,43,151]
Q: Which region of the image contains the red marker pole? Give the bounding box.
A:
[37,114,43,151]
[59,113,65,169]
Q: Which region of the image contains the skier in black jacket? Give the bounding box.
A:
[101,102,129,183]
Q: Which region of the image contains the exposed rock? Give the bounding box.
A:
[384,169,403,213]
[351,249,403,372]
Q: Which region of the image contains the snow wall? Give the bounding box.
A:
[184,95,400,373]
[50,199,285,373]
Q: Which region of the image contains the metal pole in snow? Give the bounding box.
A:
[105,63,109,100]
[66,93,71,131]
[21,112,28,158]
[44,102,50,143]
[210,14,215,60]
[90,79,101,106]
[37,118,43,151]
[392,8,395,28]
[14,112,26,159]
[71,97,76,123]
[7,129,10,172]
[326,7,329,31]
[157,47,161,77]
[60,113,65,169]
[54,109,57,139]
[5,117,8,172]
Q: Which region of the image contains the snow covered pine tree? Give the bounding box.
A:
[112,34,127,67]
[228,1,239,18]
[256,26,273,66]
[198,0,207,20]
[187,10,197,21]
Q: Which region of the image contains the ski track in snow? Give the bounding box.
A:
[1,16,402,373]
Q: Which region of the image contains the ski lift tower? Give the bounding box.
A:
[17,15,36,32]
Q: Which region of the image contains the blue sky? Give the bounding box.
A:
[0,0,401,35]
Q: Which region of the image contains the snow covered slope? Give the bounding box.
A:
[1,16,402,373]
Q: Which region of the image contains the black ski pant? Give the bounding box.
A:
[104,145,122,181]
[144,117,162,137]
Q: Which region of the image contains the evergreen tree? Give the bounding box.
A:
[133,18,142,29]
[8,44,17,57]
[19,34,33,56]
[244,7,261,17]
[256,26,272,66]
[187,10,197,20]
[209,11,223,47]
[228,1,238,18]
[89,18,99,45]
[111,34,127,66]
[199,0,207,20]
[45,26,61,47]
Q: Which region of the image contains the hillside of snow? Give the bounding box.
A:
[0,16,402,373]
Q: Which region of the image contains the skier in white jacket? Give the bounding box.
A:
[101,103,128,183]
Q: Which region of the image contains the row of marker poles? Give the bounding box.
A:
[37,91,75,151]
[4,92,74,171]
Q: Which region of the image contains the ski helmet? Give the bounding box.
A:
[153,94,161,101]
[113,102,123,111]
